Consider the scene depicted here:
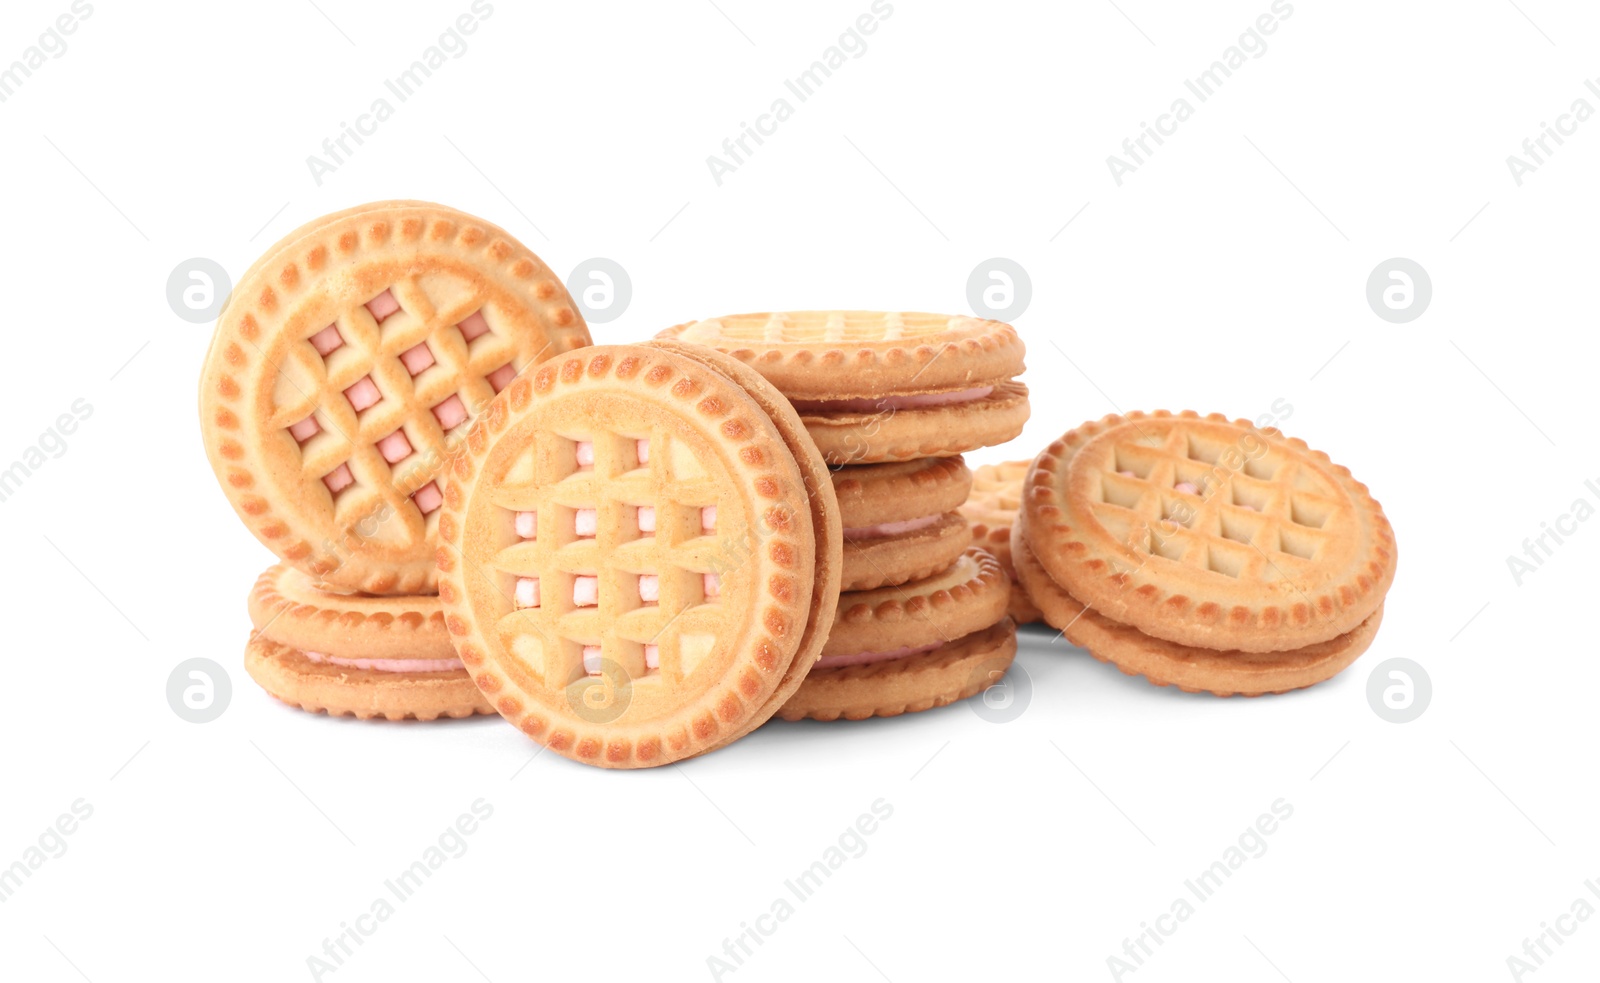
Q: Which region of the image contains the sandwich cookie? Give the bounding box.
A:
[831,456,973,591]
[778,548,1017,722]
[201,200,592,596]
[959,459,1042,624]
[245,563,493,720]
[436,344,842,768]
[1018,410,1397,694]
[658,311,1028,464]
[1012,537,1383,695]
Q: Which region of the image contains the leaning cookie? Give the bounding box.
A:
[832,456,973,591]
[778,548,1017,721]
[245,564,492,720]
[200,201,592,595]
[436,344,842,768]
[959,459,1043,624]
[659,312,1028,464]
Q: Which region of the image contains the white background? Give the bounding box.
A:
[1,1,1597,980]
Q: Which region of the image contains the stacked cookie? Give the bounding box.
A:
[960,460,1043,625]
[200,201,592,720]
[1011,411,1397,696]
[657,312,1031,721]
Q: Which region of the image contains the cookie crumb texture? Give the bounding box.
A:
[436,346,824,768]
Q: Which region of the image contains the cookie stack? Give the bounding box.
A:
[960,460,1043,625]
[657,312,1031,721]
[199,201,592,719]
[1011,411,1397,696]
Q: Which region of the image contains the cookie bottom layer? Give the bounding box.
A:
[1007,585,1044,625]
[802,381,1029,465]
[777,619,1018,722]
[1012,537,1381,696]
[244,635,494,721]
[841,512,972,591]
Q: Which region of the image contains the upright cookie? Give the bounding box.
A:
[659,311,1028,464]
[1022,411,1396,653]
[201,201,592,595]
[831,456,973,591]
[959,459,1042,624]
[245,564,493,720]
[778,548,1016,721]
[436,345,842,768]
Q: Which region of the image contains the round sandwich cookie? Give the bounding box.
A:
[831,456,973,591]
[435,344,842,768]
[658,311,1029,464]
[959,459,1043,624]
[1021,411,1396,655]
[201,200,592,596]
[1011,534,1384,696]
[245,563,493,720]
[778,548,1017,722]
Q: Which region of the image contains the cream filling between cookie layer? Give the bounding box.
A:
[815,642,943,670]
[791,386,994,414]
[842,513,945,541]
[303,651,463,673]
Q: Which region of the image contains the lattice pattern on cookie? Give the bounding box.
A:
[682,311,964,345]
[1086,424,1343,583]
[483,428,726,692]
[274,274,524,537]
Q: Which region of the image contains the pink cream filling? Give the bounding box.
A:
[323,463,354,495]
[458,310,491,342]
[842,513,943,541]
[412,481,443,515]
[791,386,993,415]
[399,343,434,376]
[345,376,382,413]
[574,576,598,607]
[365,290,401,322]
[432,394,468,431]
[304,650,460,673]
[815,642,942,670]
[486,363,516,393]
[309,324,344,356]
[377,430,412,464]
